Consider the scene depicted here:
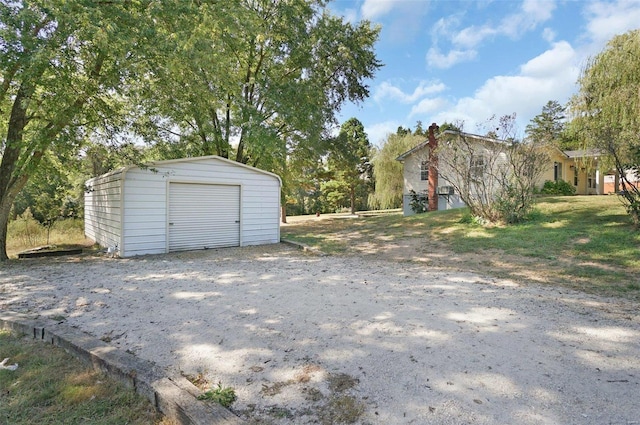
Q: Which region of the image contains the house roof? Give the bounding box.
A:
[395,128,605,163]
[563,149,603,159]
[395,130,507,162]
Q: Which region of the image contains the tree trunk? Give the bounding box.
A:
[0,81,33,260]
[0,197,13,260]
[281,205,287,224]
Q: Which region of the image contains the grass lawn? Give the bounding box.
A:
[0,330,170,425]
[282,195,640,299]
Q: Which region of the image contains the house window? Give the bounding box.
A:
[470,155,485,179]
[574,167,578,186]
[554,162,562,181]
[420,161,429,181]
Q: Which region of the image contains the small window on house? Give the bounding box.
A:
[420,161,429,181]
[574,167,578,186]
[554,162,562,182]
[470,155,485,179]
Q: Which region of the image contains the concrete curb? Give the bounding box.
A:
[280,239,327,256]
[0,310,244,425]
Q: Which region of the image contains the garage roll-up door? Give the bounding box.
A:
[169,183,240,251]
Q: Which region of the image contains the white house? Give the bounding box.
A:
[396,124,487,216]
[397,124,612,216]
[84,155,281,257]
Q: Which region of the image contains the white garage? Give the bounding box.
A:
[84,156,281,257]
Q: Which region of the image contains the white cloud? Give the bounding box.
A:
[430,41,579,133]
[519,41,576,77]
[365,120,402,147]
[426,47,477,69]
[409,97,449,118]
[430,15,463,42]
[361,0,396,20]
[503,0,556,37]
[427,0,556,70]
[542,27,556,42]
[452,26,497,48]
[374,80,446,103]
[584,0,640,46]
[448,0,556,50]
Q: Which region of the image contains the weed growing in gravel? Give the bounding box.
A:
[197,382,237,408]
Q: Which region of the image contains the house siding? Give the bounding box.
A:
[538,150,606,195]
[402,148,430,216]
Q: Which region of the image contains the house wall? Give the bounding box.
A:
[402,148,430,216]
[401,135,515,216]
[84,170,123,251]
[538,150,569,186]
[537,150,606,195]
[86,157,281,257]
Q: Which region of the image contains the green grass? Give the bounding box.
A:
[282,196,640,299]
[0,330,168,425]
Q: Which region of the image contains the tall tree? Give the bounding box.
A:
[327,118,372,214]
[138,0,382,169]
[0,1,157,260]
[525,100,566,146]
[370,132,423,209]
[569,29,640,226]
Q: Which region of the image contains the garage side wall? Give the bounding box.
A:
[84,171,122,250]
[121,158,280,257]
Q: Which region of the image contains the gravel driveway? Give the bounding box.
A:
[1,243,639,424]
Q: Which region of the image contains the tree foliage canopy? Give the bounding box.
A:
[570,29,640,225]
[0,0,157,259]
[327,117,372,213]
[370,132,423,209]
[526,100,566,146]
[138,0,381,169]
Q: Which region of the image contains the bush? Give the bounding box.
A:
[409,190,428,213]
[495,182,536,224]
[541,180,576,195]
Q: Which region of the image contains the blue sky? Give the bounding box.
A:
[330,0,640,146]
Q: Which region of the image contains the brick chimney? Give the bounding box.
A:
[427,123,439,211]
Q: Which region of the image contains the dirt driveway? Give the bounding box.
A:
[1,243,639,424]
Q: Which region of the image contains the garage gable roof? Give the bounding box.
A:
[88,155,282,185]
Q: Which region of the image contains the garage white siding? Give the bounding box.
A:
[85,155,281,257]
[168,183,240,251]
[84,170,123,250]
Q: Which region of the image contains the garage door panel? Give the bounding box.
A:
[169,183,240,251]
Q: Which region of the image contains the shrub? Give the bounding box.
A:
[409,190,428,213]
[541,180,576,195]
[495,182,536,224]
